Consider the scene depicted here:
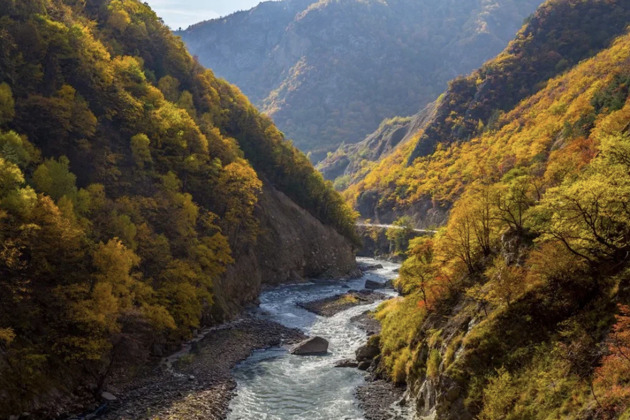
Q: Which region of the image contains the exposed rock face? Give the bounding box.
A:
[350,312,381,336]
[357,361,372,371]
[210,181,358,321]
[318,103,436,183]
[291,337,329,355]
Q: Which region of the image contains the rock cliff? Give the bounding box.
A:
[211,181,359,320]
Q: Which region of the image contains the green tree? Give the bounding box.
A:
[32,156,78,202]
[386,216,415,256]
[130,133,153,169]
[0,83,15,126]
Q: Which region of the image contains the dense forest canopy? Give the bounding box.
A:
[0,0,357,415]
[355,1,630,416]
[346,0,630,225]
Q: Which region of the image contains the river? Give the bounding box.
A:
[227,258,410,420]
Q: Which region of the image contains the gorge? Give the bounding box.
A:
[1,0,630,419]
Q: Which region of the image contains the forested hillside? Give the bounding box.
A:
[346,0,630,226]
[179,0,544,161]
[321,0,630,188]
[0,0,358,416]
[352,0,630,417]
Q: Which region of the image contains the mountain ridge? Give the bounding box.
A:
[179,0,545,160]
[345,0,630,226]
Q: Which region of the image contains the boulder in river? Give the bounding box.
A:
[335,359,359,368]
[359,262,384,272]
[364,279,383,290]
[290,337,329,355]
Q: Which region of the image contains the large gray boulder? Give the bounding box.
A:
[290,337,329,355]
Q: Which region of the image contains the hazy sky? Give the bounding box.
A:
[144,0,271,30]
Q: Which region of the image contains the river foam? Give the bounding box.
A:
[227,258,403,420]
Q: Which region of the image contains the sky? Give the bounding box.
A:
[144,0,272,30]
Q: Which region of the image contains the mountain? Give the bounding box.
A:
[0,0,358,415]
[346,0,630,226]
[317,103,436,188]
[179,0,545,161]
[347,0,630,418]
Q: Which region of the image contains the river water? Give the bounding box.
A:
[227,258,407,420]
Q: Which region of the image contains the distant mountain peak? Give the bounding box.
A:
[180,0,545,162]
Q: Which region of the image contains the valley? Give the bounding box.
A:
[1,0,630,419]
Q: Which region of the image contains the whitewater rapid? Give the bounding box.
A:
[226,258,406,420]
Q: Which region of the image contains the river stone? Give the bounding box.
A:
[359,262,384,272]
[357,361,371,371]
[356,342,380,361]
[101,391,117,402]
[335,359,359,368]
[290,336,329,355]
[364,279,383,290]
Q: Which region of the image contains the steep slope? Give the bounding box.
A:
[365,18,630,420]
[318,103,436,187]
[347,0,630,226]
[179,0,544,161]
[0,0,357,415]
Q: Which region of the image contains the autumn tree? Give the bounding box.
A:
[494,174,537,234]
[398,237,439,305]
[484,257,526,307]
[386,216,415,256]
[442,185,498,274]
[215,160,262,246]
[532,133,630,262]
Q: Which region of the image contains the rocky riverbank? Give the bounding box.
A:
[95,318,305,420]
[350,311,412,420]
[356,379,409,420]
[350,311,382,336]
